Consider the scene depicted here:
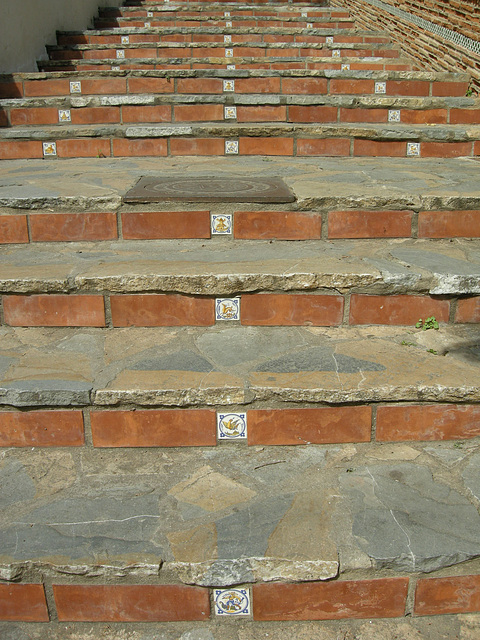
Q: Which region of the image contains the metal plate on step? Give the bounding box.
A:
[123,176,296,203]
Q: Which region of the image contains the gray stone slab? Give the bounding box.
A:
[340,463,480,572]
[255,347,385,373]
[124,176,296,203]
[0,460,35,510]
[0,380,92,407]
[462,454,480,501]
[132,349,215,372]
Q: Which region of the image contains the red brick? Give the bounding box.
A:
[236,105,287,122]
[112,138,167,157]
[248,406,371,445]
[282,77,328,94]
[450,109,480,124]
[330,79,375,94]
[0,140,43,160]
[418,210,480,238]
[23,79,70,96]
[0,215,28,243]
[3,295,106,327]
[455,297,480,323]
[432,81,469,97]
[53,584,210,622]
[122,210,210,239]
[91,409,216,447]
[56,138,111,158]
[232,47,265,57]
[174,104,224,121]
[297,138,350,156]
[170,138,224,155]
[387,81,429,96]
[253,578,409,620]
[415,575,480,616]
[339,108,388,123]
[349,295,450,326]
[71,107,120,124]
[0,81,23,98]
[475,141,480,156]
[353,140,406,157]
[0,584,49,622]
[83,49,113,60]
[421,142,473,158]
[376,404,480,441]
[328,210,412,238]
[239,137,293,155]
[30,212,117,242]
[128,77,174,93]
[267,47,299,57]
[236,77,281,93]
[10,107,59,126]
[0,108,7,127]
[234,210,321,239]
[110,294,215,326]
[289,105,337,123]
[401,109,447,124]
[0,410,84,447]
[241,294,344,326]
[125,48,157,58]
[81,78,127,94]
[177,78,223,93]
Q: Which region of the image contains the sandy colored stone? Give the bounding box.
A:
[168,466,256,512]
[366,444,421,461]
[167,524,217,563]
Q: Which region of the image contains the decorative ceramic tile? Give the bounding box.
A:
[58,109,71,123]
[223,79,235,92]
[227,64,236,70]
[326,36,334,44]
[388,109,401,122]
[225,140,239,155]
[226,21,232,27]
[70,81,82,94]
[407,142,421,156]
[224,106,237,119]
[225,11,231,17]
[116,49,125,59]
[225,48,234,57]
[216,297,240,320]
[375,81,387,94]
[211,213,233,234]
[147,11,153,17]
[43,142,57,156]
[341,63,350,70]
[144,22,151,27]
[224,35,232,44]
[217,412,247,440]
[121,35,130,44]
[111,65,120,70]
[301,11,308,17]
[332,49,341,58]
[307,23,313,28]
[214,589,251,616]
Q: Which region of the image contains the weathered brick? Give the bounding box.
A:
[177,78,223,93]
[71,107,120,124]
[328,210,412,238]
[122,210,210,239]
[353,140,406,157]
[53,584,210,622]
[0,584,49,621]
[239,137,294,155]
[23,79,70,96]
[30,212,117,242]
[234,210,321,239]
[174,104,224,121]
[455,297,480,323]
[330,79,375,94]
[421,141,473,157]
[288,105,337,123]
[3,295,106,327]
[282,77,328,94]
[10,107,59,126]
[248,406,372,445]
[253,578,409,620]
[236,105,287,122]
[339,108,388,123]
[56,138,111,158]
[349,295,450,325]
[0,140,43,160]
[91,409,216,446]
[128,77,174,93]
[170,137,224,155]
[110,294,215,326]
[112,138,167,157]
[376,404,480,441]
[0,410,85,446]
[418,210,480,238]
[236,77,282,93]
[241,294,344,326]
[415,575,480,616]
[450,109,480,124]
[297,138,350,156]
[0,215,29,243]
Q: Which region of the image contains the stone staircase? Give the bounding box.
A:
[1,0,480,637]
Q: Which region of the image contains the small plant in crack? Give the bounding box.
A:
[415,316,439,331]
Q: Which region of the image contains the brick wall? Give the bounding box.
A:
[331,0,480,92]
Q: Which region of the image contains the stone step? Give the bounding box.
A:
[2,429,479,624]
[2,95,477,128]
[90,16,355,29]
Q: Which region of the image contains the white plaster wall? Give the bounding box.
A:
[0,0,124,74]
